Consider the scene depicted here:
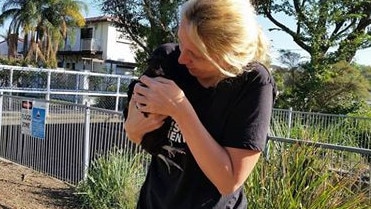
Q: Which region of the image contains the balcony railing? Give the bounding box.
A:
[80,38,102,51]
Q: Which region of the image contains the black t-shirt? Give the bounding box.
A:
[136,43,275,209]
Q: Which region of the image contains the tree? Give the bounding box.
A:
[100,0,186,73]
[255,0,371,68]
[273,50,306,109]
[256,0,371,113]
[0,0,87,67]
[0,0,41,58]
[276,61,370,114]
[358,64,371,88]
[24,0,87,67]
[0,30,18,59]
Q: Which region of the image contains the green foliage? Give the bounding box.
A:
[246,143,370,209]
[256,0,371,65]
[0,0,87,68]
[0,56,36,67]
[357,64,371,91]
[349,102,371,118]
[75,150,147,209]
[274,61,370,114]
[100,0,187,73]
[314,61,369,113]
[259,0,371,114]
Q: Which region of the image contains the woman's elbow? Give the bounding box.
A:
[218,185,243,196]
[217,181,245,196]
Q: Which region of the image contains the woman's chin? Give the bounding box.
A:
[187,67,198,76]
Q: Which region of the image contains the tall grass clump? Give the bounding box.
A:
[245,142,370,209]
[75,150,148,209]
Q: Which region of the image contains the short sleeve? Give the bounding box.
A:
[220,65,274,151]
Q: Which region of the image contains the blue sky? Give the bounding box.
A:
[84,0,102,18]
[1,0,370,66]
[257,14,371,67]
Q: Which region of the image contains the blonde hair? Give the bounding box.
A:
[180,0,270,77]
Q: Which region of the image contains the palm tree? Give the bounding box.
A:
[26,0,87,67]
[0,0,41,58]
[1,0,87,67]
[45,0,87,67]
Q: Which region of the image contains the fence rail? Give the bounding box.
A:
[271,108,371,149]
[0,64,137,111]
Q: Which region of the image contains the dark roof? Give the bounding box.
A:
[85,16,117,24]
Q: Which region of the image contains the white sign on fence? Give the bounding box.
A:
[21,100,47,139]
[21,100,33,135]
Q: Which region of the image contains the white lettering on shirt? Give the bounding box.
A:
[167,120,185,143]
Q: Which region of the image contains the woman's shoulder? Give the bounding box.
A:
[242,62,274,86]
[242,62,278,101]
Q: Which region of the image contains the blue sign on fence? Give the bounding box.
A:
[31,101,46,139]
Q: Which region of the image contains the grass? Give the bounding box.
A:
[245,142,370,209]
[75,150,148,209]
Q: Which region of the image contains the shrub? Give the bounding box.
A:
[75,150,147,209]
[245,142,370,209]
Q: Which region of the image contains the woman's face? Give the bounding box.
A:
[177,19,222,87]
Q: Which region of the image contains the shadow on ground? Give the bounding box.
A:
[31,186,81,208]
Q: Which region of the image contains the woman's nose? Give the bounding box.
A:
[178,51,190,65]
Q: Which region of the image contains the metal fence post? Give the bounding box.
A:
[287,107,293,138]
[83,71,90,105]
[83,102,91,180]
[115,77,121,111]
[9,68,13,110]
[46,71,51,112]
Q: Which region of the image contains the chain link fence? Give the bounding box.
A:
[0,64,137,111]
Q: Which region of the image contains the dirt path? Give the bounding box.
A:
[0,158,78,209]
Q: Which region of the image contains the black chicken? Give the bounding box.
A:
[123,44,186,173]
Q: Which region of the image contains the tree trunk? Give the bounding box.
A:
[23,33,29,58]
[26,40,46,64]
[7,33,18,59]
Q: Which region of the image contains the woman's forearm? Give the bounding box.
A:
[124,100,167,144]
[173,99,245,195]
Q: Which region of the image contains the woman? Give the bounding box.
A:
[124,0,276,208]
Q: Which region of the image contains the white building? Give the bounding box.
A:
[57,16,137,75]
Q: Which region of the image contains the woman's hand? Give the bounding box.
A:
[132,75,187,118]
[124,98,167,144]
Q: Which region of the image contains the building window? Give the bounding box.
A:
[81,28,93,39]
